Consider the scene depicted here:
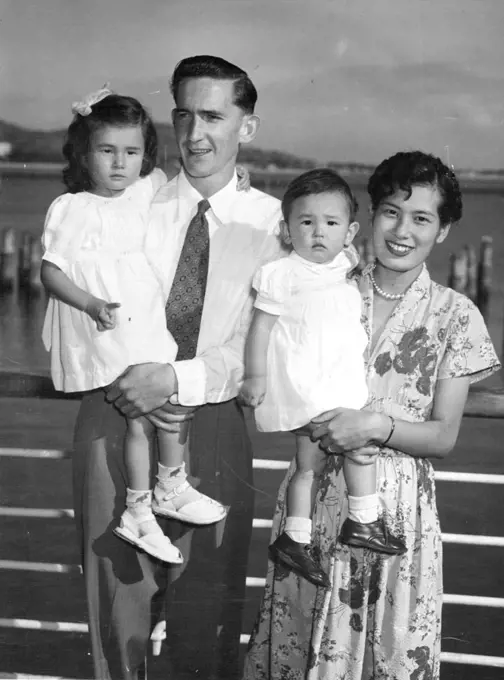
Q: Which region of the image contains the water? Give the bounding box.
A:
[1,171,503,374]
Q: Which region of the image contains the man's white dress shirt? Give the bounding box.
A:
[147,169,283,406]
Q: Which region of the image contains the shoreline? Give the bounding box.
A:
[1,160,504,192]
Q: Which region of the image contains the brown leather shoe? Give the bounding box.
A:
[339,517,407,555]
[269,532,330,588]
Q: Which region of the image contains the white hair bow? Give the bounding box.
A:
[71,83,113,116]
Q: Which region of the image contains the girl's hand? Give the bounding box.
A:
[310,407,384,453]
[239,377,266,408]
[236,165,251,192]
[85,298,121,331]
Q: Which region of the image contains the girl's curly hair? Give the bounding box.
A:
[62,94,157,193]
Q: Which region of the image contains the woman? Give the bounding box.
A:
[243,151,500,679]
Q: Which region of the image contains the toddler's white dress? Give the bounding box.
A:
[253,249,368,432]
[42,172,177,392]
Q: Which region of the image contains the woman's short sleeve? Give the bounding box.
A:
[41,194,73,273]
[438,297,501,384]
[252,261,286,316]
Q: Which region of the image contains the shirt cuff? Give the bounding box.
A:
[171,358,207,406]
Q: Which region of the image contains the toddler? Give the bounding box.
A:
[240,169,405,588]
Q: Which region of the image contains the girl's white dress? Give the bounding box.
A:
[253,249,368,432]
[42,172,177,392]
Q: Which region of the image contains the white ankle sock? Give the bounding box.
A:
[125,488,154,519]
[284,516,312,544]
[157,462,187,491]
[347,494,379,524]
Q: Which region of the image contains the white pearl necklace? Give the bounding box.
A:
[369,266,405,301]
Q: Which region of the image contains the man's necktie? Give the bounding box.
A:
[166,199,211,361]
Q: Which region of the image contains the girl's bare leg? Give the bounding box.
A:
[113,416,183,564]
[152,421,228,525]
[124,416,155,490]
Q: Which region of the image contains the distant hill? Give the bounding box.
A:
[0,118,318,170]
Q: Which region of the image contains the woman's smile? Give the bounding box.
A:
[385,240,414,257]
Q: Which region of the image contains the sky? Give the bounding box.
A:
[1,0,503,169]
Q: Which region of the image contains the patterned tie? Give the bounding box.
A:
[166,199,211,360]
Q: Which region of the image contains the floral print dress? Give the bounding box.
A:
[243,265,500,680]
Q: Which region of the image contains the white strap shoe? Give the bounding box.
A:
[113,510,183,564]
[152,480,228,525]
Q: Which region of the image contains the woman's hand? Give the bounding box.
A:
[105,363,178,418]
[310,407,386,453]
[342,445,381,465]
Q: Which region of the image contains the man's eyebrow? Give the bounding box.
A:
[174,107,223,116]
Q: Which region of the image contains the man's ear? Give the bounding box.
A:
[279,219,291,245]
[345,221,360,246]
[436,223,451,244]
[239,114,260,145]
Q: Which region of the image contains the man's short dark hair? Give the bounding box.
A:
[282,168,359,223]
[170,55,258,114]
[368,150,463,226]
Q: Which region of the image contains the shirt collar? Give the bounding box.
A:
[289,249,353,274]
[177,169,239,224]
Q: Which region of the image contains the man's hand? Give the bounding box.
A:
[239,377,267,408]
[146,402,197,432]
[85,298,121,331]
[105,363,178,418]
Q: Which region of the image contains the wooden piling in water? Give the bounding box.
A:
[18,231,33,288]
[464,244,477,302]
[448,249,468,294]
[477,236,492,322]
[0,227,19,292]
[27,235,43,295]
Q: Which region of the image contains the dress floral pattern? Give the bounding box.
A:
[243,265,500,680]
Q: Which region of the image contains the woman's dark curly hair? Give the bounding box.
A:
[367,150,462,227]
[62,94,157,193]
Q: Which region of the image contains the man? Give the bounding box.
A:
[72,55,282,680]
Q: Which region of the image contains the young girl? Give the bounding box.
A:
[41,86,232,564]
[240,168,405,588]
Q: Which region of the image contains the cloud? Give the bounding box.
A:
[1,0,503,167]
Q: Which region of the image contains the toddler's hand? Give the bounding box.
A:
[86,298,121,331]
[239,377,266,408]
[236,164,251,192]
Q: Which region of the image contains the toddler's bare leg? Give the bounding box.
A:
[344,455,378,524]
[287,434,327,520]
[269,432,330,588]
[339,452,406,556]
